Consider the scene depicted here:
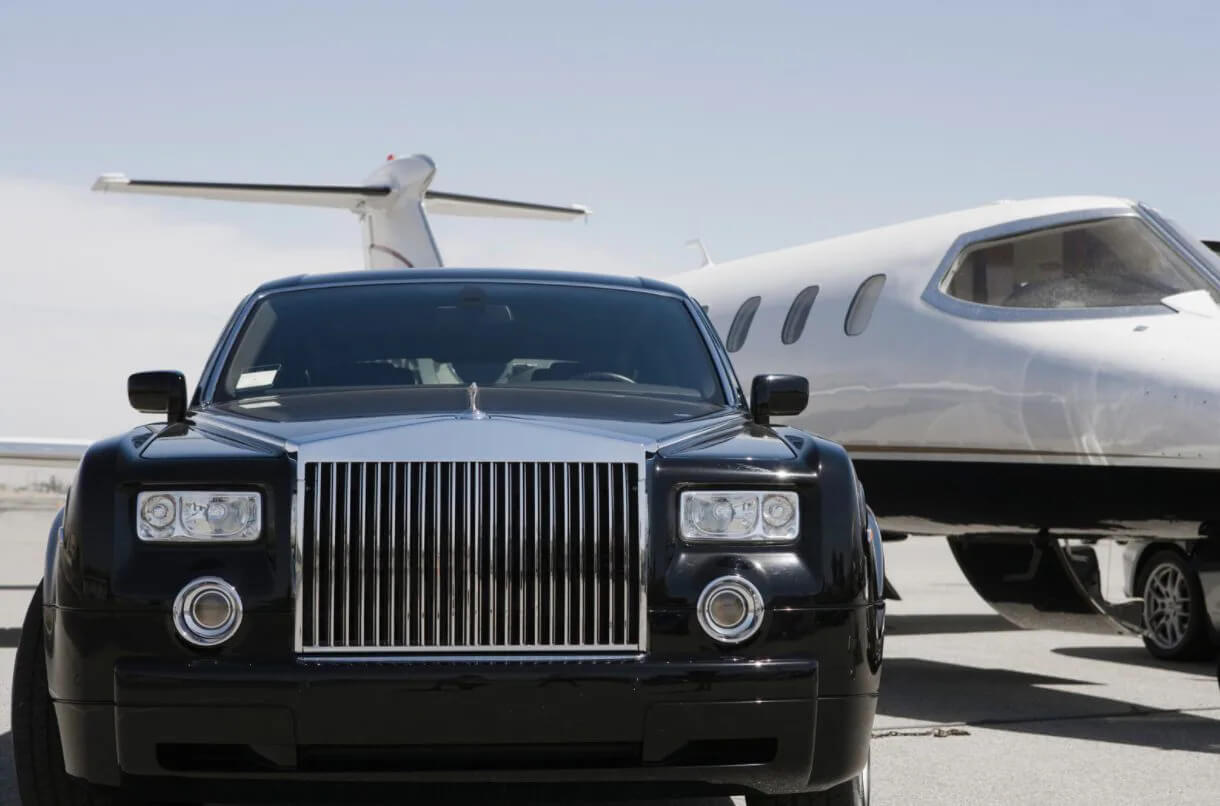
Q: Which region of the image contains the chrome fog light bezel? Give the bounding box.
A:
[697,575,764,644]
[173,577,243,647]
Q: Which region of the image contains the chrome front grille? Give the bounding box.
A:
[298,460,643,652]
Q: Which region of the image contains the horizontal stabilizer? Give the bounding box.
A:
[92,175,590,220]
[424,191,589,221]
[92,175,390,210]
[0,438,90,468]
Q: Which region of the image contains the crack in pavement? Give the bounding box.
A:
[873,705,1220,738]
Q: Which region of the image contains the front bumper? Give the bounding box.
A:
[57,655,875,799]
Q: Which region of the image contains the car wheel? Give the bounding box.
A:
[746,750,869,806]
[1139,550,1215,661]
[13,585,118,806]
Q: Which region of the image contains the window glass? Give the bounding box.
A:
[943,217,1215,308]
[845,275,885,336]
[781,285,819,345]
[725,296,761,353]
[216,283,726,404]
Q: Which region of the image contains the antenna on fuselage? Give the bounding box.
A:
[92,154,590,269]
[685,238,713,268]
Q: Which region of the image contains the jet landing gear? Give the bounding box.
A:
[948,534,1220,662]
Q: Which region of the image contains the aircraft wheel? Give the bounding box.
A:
[1139,550,1215,661]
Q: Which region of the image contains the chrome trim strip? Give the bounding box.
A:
[373,463,382,645]
[563,462,571,643]
[464,461,473,645]
[388,463,396,645]
[299,653,645,664]
[359,463,367,645]
[310,463,320,649]
[292,470,304,653]
[517,461,525,644]
[578,462,586,645]
[432,461,441,646]
[448,462,457,644]
[593,462,601,644]
[918,207,1183,323]
[621,463,630,645]
[343,462,352,646]
[490,462,498,643]
[474,462,483,644]
[638,456,649,651]
[329,462,337,647]
[302,644,643,654]
[548,463,556,645]
[608,463,616,645]
[533,463,541,644]
[192,411,293,453]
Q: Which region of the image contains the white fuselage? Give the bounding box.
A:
[680,196,1220,473]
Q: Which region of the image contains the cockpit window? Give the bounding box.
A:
[216,282,726,404]
[943,217,1216,309]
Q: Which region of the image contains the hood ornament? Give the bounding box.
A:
[466,382,488,420]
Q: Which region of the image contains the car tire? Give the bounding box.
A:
[1139,550,1216,661]
[746,751,869,806]
[12,585,120,806]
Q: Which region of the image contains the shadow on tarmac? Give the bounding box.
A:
[878,658,1220,753]
[884,613,1018,635]
[1053,645,1217,676]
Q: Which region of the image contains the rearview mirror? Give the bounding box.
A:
[128,371,188,424]
[750,374,809,425]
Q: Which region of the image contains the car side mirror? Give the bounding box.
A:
[128,371,188,424]
[750,374,809,425]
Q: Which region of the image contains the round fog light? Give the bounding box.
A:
[697,576,764,644]
[174,577,242,647]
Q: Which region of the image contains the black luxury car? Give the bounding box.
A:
[13,269,884,806]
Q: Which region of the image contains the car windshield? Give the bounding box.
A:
[215,281,727,405]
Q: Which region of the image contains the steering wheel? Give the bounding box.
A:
[572,371,637,384]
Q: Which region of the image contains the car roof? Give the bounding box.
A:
[254,267,689,298]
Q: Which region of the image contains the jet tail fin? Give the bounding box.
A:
[91,154,589,269]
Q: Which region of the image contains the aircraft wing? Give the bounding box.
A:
[0,438,90,468]
[93,175,589,220]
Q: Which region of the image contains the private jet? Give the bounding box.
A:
[4,154,1218,660]
[680,197,1220,659]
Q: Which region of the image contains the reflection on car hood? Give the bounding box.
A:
[197,386,749,454]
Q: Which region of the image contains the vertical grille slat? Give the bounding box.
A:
[301,460,641,652]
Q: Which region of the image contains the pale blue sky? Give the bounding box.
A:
[3,0,1219,269]
[3,1,1220,437]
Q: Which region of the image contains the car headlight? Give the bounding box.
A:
[136,491,262,542]
[679,490,799,542]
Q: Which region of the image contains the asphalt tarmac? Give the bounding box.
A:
[0,507,1217,805]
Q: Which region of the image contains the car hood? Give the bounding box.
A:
[185,387,758,460]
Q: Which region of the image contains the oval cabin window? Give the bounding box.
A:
[781,285,819,345]
[725,296,761,353]
[844,275,886,336]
